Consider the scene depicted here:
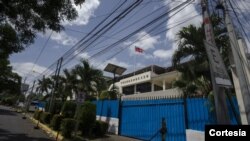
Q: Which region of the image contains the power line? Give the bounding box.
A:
[24,31,53,81]
[28,0,143,82]
[60,1,144,68]
[88,1,192,61]
[228,0,250,43]
[93,8,200,68]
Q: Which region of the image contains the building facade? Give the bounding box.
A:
[109,65,183,100]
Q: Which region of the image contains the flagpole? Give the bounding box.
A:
[134,46,136,75]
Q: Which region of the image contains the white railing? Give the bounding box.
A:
[121,88,183,100]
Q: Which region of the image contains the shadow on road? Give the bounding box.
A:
[0,128,53,141]
[0,107,16,116]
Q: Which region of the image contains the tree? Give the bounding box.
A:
[0,0,85,97]
[172,14,230,68]
[72,59,105,100]
[36,76,52,97]
[172,14,230,97]
[0,0,85,57]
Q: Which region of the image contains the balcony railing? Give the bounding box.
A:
[121,88,183,100]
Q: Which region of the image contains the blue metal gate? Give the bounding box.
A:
[119,99,186,141]
[94,97,240,141]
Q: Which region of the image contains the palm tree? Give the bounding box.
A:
[54,69,76,102]
[172,14,230,68]
[172,14,230,97]
[36,76,52,97]
[72,59,105,101]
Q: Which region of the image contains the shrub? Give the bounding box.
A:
[99,90,117,100]
[76,102,96,136]
[45,101,63,115]
[92,121,109,137]
[50,114,63,131]
[61,118,76,138]
[40,112,51,124]
[2,96,17,106]
[61,101,77,118]
[33,110,43,120]
[100,121,109,135]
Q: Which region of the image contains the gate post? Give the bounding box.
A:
[160,118,167,141]
[118,99,122,135]
[184,93,189,129]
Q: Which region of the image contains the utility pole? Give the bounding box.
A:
[48,57,63,113]
[217,0,250,124]
[201,0,231,124]
[23,80,36,119]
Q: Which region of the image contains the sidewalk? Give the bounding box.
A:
[20,111,141,141]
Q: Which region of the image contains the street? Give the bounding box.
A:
[0,105,53,141]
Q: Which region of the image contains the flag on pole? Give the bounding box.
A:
[135,46,144,53]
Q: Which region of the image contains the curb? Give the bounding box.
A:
[24,113,64,141]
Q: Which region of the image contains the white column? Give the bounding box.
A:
[151,82,154,92]
[163,80,166,91]
[134,85,137,94]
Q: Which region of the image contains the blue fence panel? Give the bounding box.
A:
[93,100,119,118]
[120,99,186,141]
[226,96,240,125]
[187,98,211,131]
[93,96,240,141]
[37,101,46,108]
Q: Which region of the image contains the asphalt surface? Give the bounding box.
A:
[0,105,54,141]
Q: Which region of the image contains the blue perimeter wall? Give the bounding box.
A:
[93,97,239,141]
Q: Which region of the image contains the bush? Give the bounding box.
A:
[50,114,63,131]
[45,100,63,115]
[1,96,17,106]
[99,90,117,100]
[92,121,109,137]
[61,118,76,138]
[40,112,51,124]
[33,110,43,120]
[76,102,96,136]
[61,101,77,118]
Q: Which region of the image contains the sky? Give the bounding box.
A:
[9,0,250,84]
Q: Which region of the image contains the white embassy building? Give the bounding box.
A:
[110,65,183,100]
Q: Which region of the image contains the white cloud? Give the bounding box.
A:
[78,52,90,59]
[51,31,77,46]
[38,30,77,46]
[127,31,160,56]
[153,49,174,59]
[165,1,202,42]
[12,62,50,84]
[63,0,100,26]
[96,57,131,70]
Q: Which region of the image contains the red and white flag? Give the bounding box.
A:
[135,46,143,53]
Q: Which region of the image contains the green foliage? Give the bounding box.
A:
[0,95,19,106]
[33,110,43,120]
[61,101,77,118]
[0,0,85,56]
[61,118,76,138]
[73,59,106,99]
[92,121,109,137]
[76,102,96,136]
[0,0,85,98]
[99,91,109,100]
[99,90,117,100]
[40,112,51,124]
[45,100,63,115]
[50,114,63,131]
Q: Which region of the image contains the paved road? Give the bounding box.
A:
[0,105,53,141]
